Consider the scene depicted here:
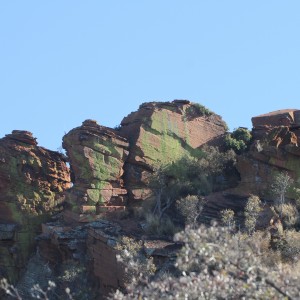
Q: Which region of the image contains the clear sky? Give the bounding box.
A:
[1,1,300,150]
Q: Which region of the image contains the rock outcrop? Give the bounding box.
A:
[62,101,228,214]
[0,130,71,282]
[119,100,228,203]
[233,110,300,198]
[63,120,129,219]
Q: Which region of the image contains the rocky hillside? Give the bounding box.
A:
[1,102,300,298]
[62,100,227,221]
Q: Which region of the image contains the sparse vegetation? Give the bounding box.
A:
[220,208,235,229]
[111,224,300,299]
[244,195,262,234]
[224,127,252,154]
[185,103,213,118]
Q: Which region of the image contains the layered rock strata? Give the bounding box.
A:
[0,130,70,282]
[63,120,129,218]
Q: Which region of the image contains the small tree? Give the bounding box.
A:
[220,209,235,229]
[176,195,205,228]
[271,172,294,217]
[244,195,262,234]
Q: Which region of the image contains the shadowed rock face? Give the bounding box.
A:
[63,120,129,214]
[120,100,228,202]
[233,110,300,198]
[0,130,71,282]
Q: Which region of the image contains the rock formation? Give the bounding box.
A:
[6,102,300,298]
[62,120,129,220]
[233,109,300,198]
[62,101,228,219]
[0,130,71,282]
[120,100,228,203]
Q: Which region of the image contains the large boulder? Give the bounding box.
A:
[0,130,71,282]
[120,100,228,202]
[63,120,129,218]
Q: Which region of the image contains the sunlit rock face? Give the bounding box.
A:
[0,130,71,282]
[234,109,300,198]
[119,100,228,203]
[62,120,129,217]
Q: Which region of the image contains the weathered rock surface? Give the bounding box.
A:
[233,110,300,198]
[252,109,300,139]
[120,100,228,202]
[63,120,129,217]
[0,130,71,282]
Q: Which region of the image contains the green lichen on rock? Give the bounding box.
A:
[63,120,129,211]
[120,101,227,201]
[0,130,71,283]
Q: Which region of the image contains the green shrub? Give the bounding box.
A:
[224,127,252,154]
[176,195,204,227]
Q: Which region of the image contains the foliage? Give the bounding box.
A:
[272,172,293,205]
[150,146,236,204]
[176,195,205,227]
[244,195,262,234]
[220,208,235,229]
[275,203,299,229]
[185,103,213,118]
[111,224,300,299]
[147,147,236,229]
[0,279,74,300]
[144,214,178,237]
[115,236,156,289]
[224,127,252,154]
[232,127,252,143]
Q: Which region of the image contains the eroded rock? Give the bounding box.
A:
[0,130,71,282]
[63,120,129,217]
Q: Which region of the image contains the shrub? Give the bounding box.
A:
[144,214,178,237]
[115,236,156,288]
[276,203,299,228]
[176,195,205,227]
[244,195,262,234]
[185,103,213,118]
[220,209,235,229]
[224,127,252,154]
[271,172,294,214]
[111,224,300,299]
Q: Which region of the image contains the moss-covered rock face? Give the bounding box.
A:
[62,120,129,214]
[0,130,71,282]
[120,100,228,202]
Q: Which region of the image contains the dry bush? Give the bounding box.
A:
[144,214,178,237]
[111,224,300,300]
[220,209,235,229]
[275,203,299,228]
[244,195,262,234]
[176,195,204,227]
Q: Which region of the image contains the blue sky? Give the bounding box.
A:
[1,1,300,150]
